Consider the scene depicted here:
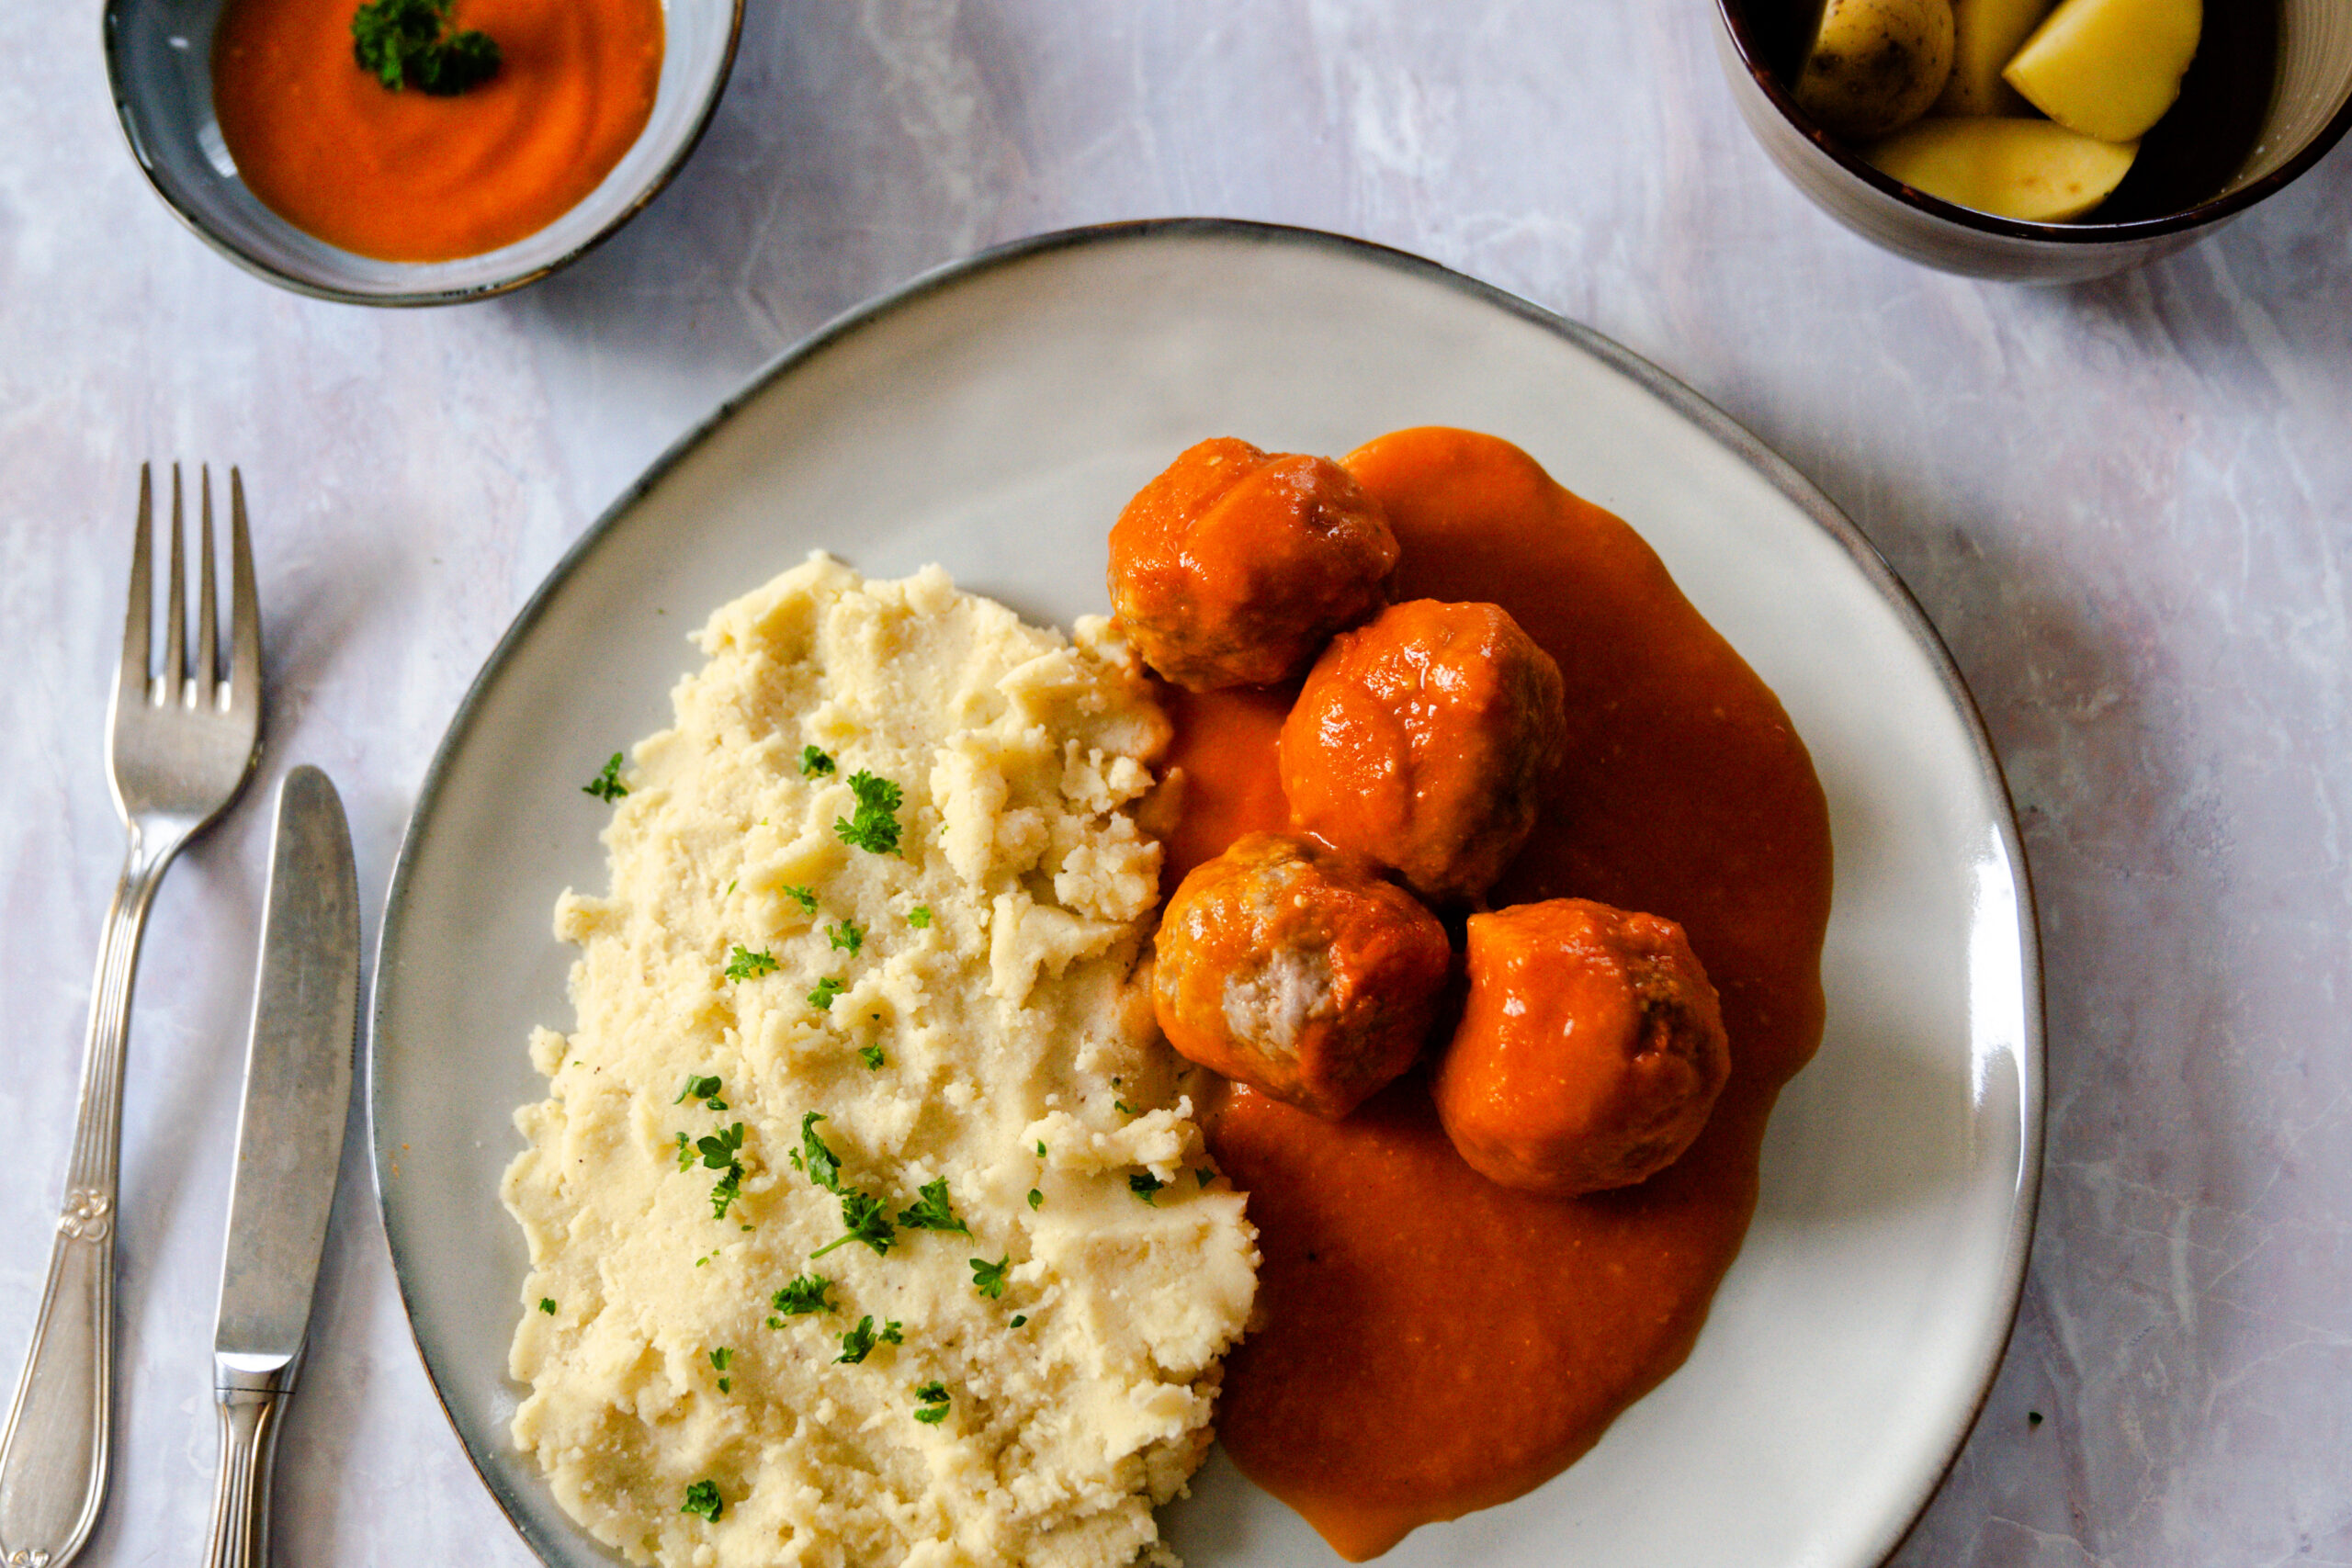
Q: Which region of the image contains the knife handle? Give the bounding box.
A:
[203,1385,286,1568]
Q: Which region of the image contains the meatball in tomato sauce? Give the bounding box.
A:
[1153,832,1450,1121]
[1279,599,1566,906]
[1108,438,1399,691]
[1434,898,1728,1196]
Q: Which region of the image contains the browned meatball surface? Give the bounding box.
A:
[1108,437,1399,691]
[1433,898,1728,1195]
[1153,832,1451,1121]
[1278,599,1566,906]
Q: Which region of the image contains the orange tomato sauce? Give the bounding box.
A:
[1164,427,1834,1560]
[211,0,663,263]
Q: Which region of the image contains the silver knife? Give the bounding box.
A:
[204,766,358,1568]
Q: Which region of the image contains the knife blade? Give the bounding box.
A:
[204,765,358,1568]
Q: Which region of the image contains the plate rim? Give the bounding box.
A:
[365,215,2047,1568]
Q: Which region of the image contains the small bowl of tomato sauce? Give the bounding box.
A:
[106,0,741,303]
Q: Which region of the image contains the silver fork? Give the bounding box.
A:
[0,466,263,1568]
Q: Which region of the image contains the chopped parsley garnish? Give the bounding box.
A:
[674,1132,695,1171]
[1114,1099,1136,1115]
[897,1178,968,1235]
[801,745,836,777]
[835,1314,902,1364]
[808,976,847,1011]
[833,772,905,855]
[680,1479,723,1521]
[698,1122,746,1170]
[1035,1141,1047,1158]
[710,1169,744,1221]
[709,1346,734,1392]
[1010,1314,1027,1327]
[810,1190,896,1258]
[770,1275,833,1316]
[798,1113,842,1192]
[697,1123,747,1219]
[858,1044,886,1070]
[969,1255,1010,1300]
[1026,1189,1042,1210]
[352,0,502,94]
[725,946,779,982]
[781,885,820,915]
[538,1297,556,1314]
[907,906,933,929]
[1197,1168,1213,1188]
[1128,1172,1163,1205]
[581,751,628,802]
[826,919,864,955]
[912,1382,951,1423]
[675,1074,725,1107]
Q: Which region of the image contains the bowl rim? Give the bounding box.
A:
[1715,0,2352,246]
[101,0,747,307]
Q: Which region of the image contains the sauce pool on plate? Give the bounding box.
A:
[211,0,663,262]
[1161,427,1835,1560]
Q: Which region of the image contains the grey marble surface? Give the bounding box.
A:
[2,3,2347,1565]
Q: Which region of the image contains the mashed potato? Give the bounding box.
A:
[503,556,1259,1568]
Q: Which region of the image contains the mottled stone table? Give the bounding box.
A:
[3,4,2346,1565]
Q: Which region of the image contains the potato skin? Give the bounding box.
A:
[1153,832,1451,1121]
[1792,0,1958,139]
[1279,600,1567,907]
[1108,438,1399,692]
[1434,899,1729,1195]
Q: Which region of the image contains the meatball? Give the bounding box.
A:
[1279,599,1566,906]
[1107,437,1399,691]
[1153,832,1451,1121]
[1433,898,1729,1195]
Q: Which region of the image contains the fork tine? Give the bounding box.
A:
[227,468,261,719]
[119,464,153,705]
[197,466,220,694]
[165,464,188,698]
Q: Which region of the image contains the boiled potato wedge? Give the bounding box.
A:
[1867,116,2138,220]
[1934,0,2053,114]
[1793,0,1957,139]
[2004,0,2201,142]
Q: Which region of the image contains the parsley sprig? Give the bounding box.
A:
[697,1123,747,1219]
[681,1479,722,1521]
[725,946,779,982]
[675,1074,726,1110]
[833,772,905,855]
[351,0,501,95]
[897,1179,968,1235]
[811,1190,897,1258]
[582,751,628,802]
[769,1275,834,1317]
[797,1113,842,1191]
[970,1255,1010,1300]
[835,1314,904,1364]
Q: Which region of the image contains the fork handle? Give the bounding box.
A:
[202,1384,285,1568]
[0,833,178,1568]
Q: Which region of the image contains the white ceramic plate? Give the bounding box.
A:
[370,220,2042,1568]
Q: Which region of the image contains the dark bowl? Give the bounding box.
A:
[1713,0,2352,282]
